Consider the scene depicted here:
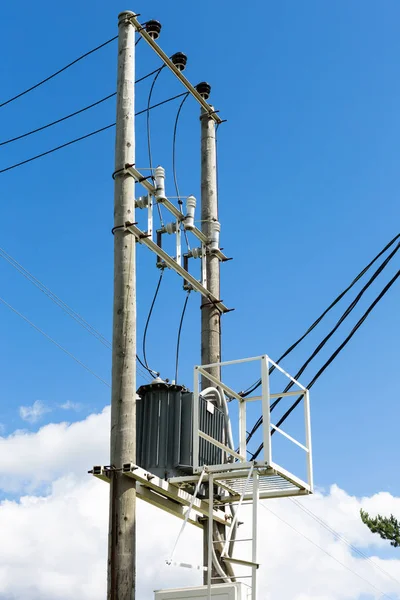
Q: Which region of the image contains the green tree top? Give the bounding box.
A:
[360,509,400,548]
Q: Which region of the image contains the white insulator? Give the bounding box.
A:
[191,247,202,259]
[154,165,166,197]
[165,222,177,235]
[184,195,196,230]
[210,220,221,251]
[135,195,148,209]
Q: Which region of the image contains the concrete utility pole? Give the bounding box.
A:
[108,11,136,600]
[200,106,221,389]
[200,105,233,585]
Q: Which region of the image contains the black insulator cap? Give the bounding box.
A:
[195,81,211,100]
[171,52,187,72]
[146,20,162,40]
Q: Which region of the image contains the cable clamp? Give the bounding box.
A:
[112,163,135,180]
[111,221,137,235]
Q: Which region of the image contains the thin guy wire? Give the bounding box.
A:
[172,92,191,252]
[240,232,400,398]
[0,91,189,175]
[175,290,191,383]
[0,68,164,148]
[147,67,165,225]
[0,296,111,388]
[289,498,400,587]
[0,36,118,109]
[261,503,395,600]
[0,247,152,382]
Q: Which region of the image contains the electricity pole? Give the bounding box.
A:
[200,105,221,390]
[108,11,136,600]
[200,102,232,584]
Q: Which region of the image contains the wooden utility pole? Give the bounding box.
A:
[108,11,136,600]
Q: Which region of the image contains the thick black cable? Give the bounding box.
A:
[250,268,400,461]
[142,269,164,373]
[147,67,165,225]
[0,36,118,109]
[0,91,189,175]
[137,353,158,379]
[240,232,400,398]
[172,93,191,251]
[246,240,400,446]
[175,290,191,384]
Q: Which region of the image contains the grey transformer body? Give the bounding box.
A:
[136,382,225,480]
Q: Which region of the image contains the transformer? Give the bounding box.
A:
[136,381,225,479]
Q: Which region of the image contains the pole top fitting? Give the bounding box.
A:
[118,10,137,24]
[171,52,188,72]
[195,81,211,100]
[146,19,162,40]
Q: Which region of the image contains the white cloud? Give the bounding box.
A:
[19,400,51,423]
[0,408,400,600]
[59,401,82,411]
[0,406,110,493]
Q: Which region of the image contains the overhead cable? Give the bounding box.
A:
[172,92,191,251]
[0,246,152,382]
[0,296,111,388]
[147,66,165,225]
[175,290,191,383]
[0,36,118,109]
[239,232,400,398]
[0,68,166,148]
[142,269,164,376]
[261,503,396,600]
[289,498,400,587]
[251,268,400,460]
[0,91,188,175]
[245,239,400,447]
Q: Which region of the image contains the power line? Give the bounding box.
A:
[142,269,164,376]
[0,68,167,148]
[0,91,189,175]
[261,503,395,600]
[172,92,191,251]
[147,67,165,225]
[0,36,118,109]
[289,498,400,587]
[0,246,152,383]
[239,233,400,398]
[175,290,191,383]
[0,123,116,175]
[0,296,111,388]
[0,94,116,147]
[245,239,400,448]
[251,268,400,460]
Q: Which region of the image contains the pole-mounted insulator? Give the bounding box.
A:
[154,165,166,199]
[145,20,162,40]
[195,81,211,100]
[184,195,196,230]
[171,52,188,72]
[210,221,221,252]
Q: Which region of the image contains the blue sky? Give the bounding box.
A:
[0,0,398,509]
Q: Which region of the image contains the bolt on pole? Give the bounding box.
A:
[108,11,137,600]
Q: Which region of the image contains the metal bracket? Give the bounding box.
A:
[126,223,231,313]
